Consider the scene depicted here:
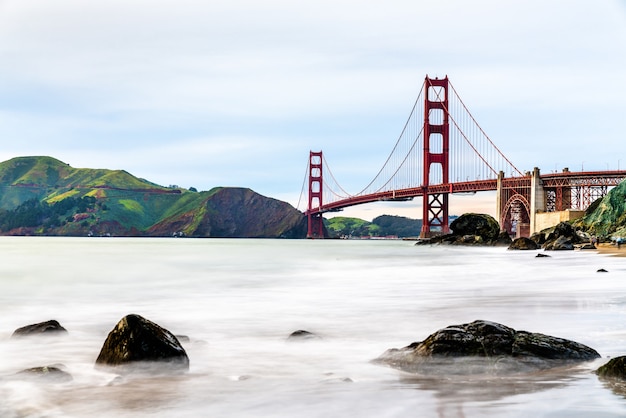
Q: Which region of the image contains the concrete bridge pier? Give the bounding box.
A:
[529,167,545,235]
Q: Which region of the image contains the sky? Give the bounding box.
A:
[1,1,625,221]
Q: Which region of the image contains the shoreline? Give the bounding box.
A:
[594,243,626,257]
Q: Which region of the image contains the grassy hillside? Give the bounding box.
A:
[0,156,306,237]
[573,180,626,238]
[325,215,423,238]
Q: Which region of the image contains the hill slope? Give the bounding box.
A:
[0,156,306,238]
[572,179,626,238]
[324,215,423,238]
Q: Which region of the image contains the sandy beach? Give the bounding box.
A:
[595,242,626,257]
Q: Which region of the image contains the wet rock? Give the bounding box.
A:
[544,235,575,251]
[14,365,73,383]
[287,330,321,341]
[597,356,626,379]
[420,213,508,246]
[450,213,500,241]
[530,232,546,245]
[494,231,514,246]
[596,356,626,397]
[374,320,600,376]
[95,314,189,373]
[536,253,551,258]
[542,222,581,251]
[11,320,68,337]
[508,237,538,250]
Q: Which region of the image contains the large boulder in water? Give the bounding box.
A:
[374,320,600,375]
[596,356,626,380]
[95,314,189,373]
[11,320,68,337]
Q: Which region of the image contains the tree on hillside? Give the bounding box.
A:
[372,215,422,237]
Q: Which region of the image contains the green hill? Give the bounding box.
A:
[0,156,306,238]
[325,215,423,238]
[572,179,626,238]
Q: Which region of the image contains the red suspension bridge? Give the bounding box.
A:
[301,75,626,239]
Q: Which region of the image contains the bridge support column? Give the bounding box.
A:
[529,167,545,236]
[496,171,504,231]
[420,76,450,238]
[307,151,325,238]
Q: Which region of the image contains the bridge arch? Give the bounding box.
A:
[501,193,530,237]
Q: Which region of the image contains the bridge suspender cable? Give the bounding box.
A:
[448,82,524,177]
[355,83,426,196]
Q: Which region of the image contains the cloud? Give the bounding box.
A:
[0,0,625,221]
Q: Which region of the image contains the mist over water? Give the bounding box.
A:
[1,237,626,417]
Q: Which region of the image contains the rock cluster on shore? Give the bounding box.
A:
[507,221,599,251]
[416,213,512,246]
[530,221,587,251]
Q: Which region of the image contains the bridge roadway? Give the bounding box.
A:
[307,168,626,237]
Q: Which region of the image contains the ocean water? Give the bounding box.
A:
[0,237,626,417]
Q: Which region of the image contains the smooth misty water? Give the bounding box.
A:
[1,237,626,417]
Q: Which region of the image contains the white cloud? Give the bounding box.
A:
[0,0,625,221]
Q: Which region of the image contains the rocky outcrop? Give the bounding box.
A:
[418,214,510,246]
[374,320,600,376]
[95,314,189,373]
[11,320,68,337]
[541,222,582,250]
[508,237,538,250]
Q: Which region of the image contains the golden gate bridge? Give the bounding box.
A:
[299,75,626,238]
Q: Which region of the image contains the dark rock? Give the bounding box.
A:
[542,222,581,251]
[374,320,600,376]
[597,356,626,379]
[423,213,505,246]
[508,237,538,250]
[11,320,68,337]
[530,232,546,245]
[450,213,500,242]
[494,231,513,246]
[536,253,551,258]
[596,356,626,397]
[14,365,73,383]
[95,314,189,373]
[287,330,321,341]
[544,235,575,251]
[597,268,609,273]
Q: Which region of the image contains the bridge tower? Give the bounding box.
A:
[421,76,450,238]
[307,151,325,238]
